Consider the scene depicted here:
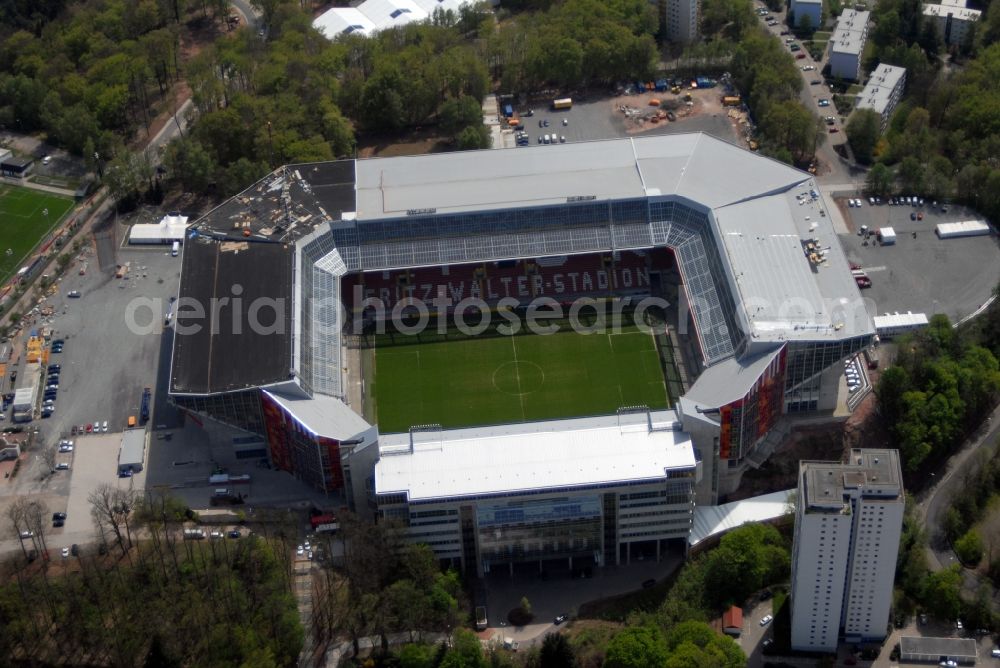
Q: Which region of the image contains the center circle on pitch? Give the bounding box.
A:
[492,361,545,395]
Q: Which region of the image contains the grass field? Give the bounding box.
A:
[0,185,75,284]
[371,326,670,432]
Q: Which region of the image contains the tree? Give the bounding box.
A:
[663,621,744,668]
[603,626,668,668]
[955,529,985,565]
[439,96,483,137]
[847,109,882,164]
[456,125,491,150]
[865,162,894,196]
[163,137,217,192]
[921,565,963,621]
[539,632,576,668]
[440,629,486,668]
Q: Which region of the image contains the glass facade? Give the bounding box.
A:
[477,497,603,564]
[173,389,264,435]
[784,337,872,412]
[719,348,787,462]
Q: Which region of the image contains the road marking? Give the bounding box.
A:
[861,265,887,273]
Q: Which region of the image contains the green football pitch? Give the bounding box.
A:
[0,185,75,284]
[371,326,670,432]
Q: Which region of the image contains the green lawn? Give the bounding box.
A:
[0,185,75,284]
[372,326,670,432]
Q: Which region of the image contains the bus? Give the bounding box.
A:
[552,98,572,110]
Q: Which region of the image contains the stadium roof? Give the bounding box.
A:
[375,410,696,503]
[684,346,783,408]
[263,388,373,439]
[353,133,807,221]
[689,488,794,547]
[174,133,874,399]
[169,237,294,395]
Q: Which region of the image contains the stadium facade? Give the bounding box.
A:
[169,133,874,572]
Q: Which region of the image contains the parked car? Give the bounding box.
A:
[85,424,93,433]
[818,99,830,107]
[67,291,81,298]
[55,463,69,470]
[760,615,774,626]
[101,421,108,432]
[52,512,66,521]
[554,614,568,625]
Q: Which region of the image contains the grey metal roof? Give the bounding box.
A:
[263,388,372,439]
[899,636,977,659]
[684,346,784,408]
[353,134,812,221]
[119,430,146,467]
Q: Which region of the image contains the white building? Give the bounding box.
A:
[314,0,481,39]
[373,410,699,576]
[790,449,904,653]
[790,0,823,29]
[872,311,928,338]
[829,9,870,81]
[923,0,981,46]
[854,65,906,133]
[660,0,699,43]
[129,213,189,245]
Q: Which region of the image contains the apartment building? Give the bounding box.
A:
[829,9,871,81]
[790,449,904,653]
[854,65,907,133]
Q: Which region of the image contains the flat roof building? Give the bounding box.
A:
[790,0,822,28]
[873,311,928,338]
[128,214,189,244]
[118,429,147,474]
[899,636,977,664]
[791,449,904,652]
[375,410,699,575]
[829,10,870,81]
[923,0,981,46]
[0,155,33,179]
[855,65,906,133]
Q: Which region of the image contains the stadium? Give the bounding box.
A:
[169,133,874,573]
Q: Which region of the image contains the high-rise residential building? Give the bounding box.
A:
[829,9,870,81]
[923,0,981,46]
[790,449,904,653]
[790,0,822,29]
[854,65,907,133]
[659,0,699,43]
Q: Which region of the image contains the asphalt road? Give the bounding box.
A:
[752,2,860,187]
[919,404,1000,573]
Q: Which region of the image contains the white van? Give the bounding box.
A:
[171,241,180,256]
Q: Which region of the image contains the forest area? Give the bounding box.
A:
[840,0,1000,224]
[0,489,303,667]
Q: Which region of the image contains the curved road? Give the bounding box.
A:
[918,404,1000,573]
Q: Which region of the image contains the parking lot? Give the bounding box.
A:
[0,243,181,556]
[837,199,1000,323]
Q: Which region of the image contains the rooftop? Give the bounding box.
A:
[855,65,907,115]
[263,388,373,439]
[690,488,794,546]
[375,410,696,503]
[802,448,903,511]
[923,2,981,19]
[873,311,928,328]
[899,636,977,659]
[831,9,871,55]
[169,237,294,395]
[119,429,146,466]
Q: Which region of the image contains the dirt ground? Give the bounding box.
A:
[611,87,740,138]
[357,130,449,159]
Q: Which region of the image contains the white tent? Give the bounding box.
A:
[313,7,376,38]
[129,214,189,245]
[878,226,896,245]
